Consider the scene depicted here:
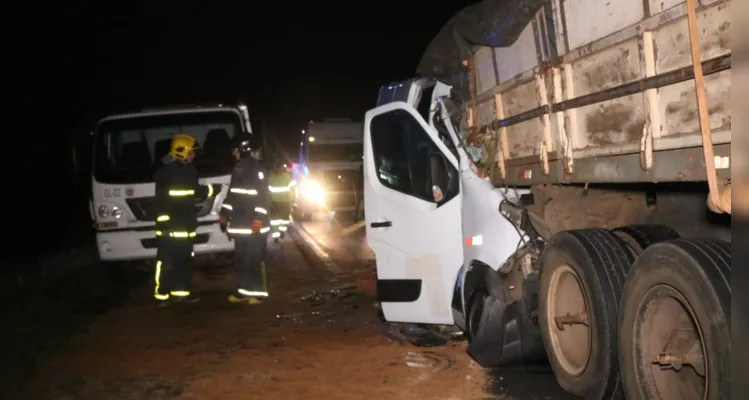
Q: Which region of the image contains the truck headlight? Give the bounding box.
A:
[301,181,325,205]
[97,205,110,219]
[111,206,123,219]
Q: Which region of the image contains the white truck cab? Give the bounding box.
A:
[90,104,254,262]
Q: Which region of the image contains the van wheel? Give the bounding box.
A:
[618,239,731,400]
[611,225,681,257]
[538,229,634,399]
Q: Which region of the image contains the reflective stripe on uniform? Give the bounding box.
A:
[157,215,170,222]
[228,228,254,235]
[169,189,195,196]
[206,184,214,197]
[279,226,287,232]
[170,290,190,297]
[255,207,268,214]
[222,203,233,210]
[288,180,297,187]
[271,232,281,238]
[230,187,258,195]
[227,226,271,235]
[268,186,290,193]
[258,172,265,180]
[169,231,197,238]
[270,219,290,226]
[238,289,268,297]
[154,260,168,300]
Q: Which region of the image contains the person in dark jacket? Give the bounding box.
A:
[153,134,216,305]
[219,134,272,305]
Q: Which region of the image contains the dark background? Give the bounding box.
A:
[5,1,473,262]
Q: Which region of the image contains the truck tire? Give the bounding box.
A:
[538,229,634,399]
[465,285,488,341]
[618,239,731,400]
[612,224,681,257]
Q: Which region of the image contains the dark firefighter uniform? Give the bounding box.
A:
[153,134,216,304]
[220,135,272,304]
[268,162,295,240]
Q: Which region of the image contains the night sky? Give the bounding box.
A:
[44,1,471,150]
[8,1,473,254]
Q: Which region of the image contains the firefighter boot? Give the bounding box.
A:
[228,294,266,305]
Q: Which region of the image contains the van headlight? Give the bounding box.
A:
[301,180,325,205]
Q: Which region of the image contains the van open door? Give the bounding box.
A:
[364,101,463,325]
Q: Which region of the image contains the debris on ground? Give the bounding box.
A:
[380,323,465,347]
[300,284,357,306]
[275,311,335,324]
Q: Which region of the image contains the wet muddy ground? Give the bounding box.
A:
[18,218,575,400]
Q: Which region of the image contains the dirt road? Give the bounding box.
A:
[22,219,573,400]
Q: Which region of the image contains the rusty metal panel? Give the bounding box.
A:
[564,0,645,51]
[496,143,730,185]
[474,47,497,95]
[650,0,684,13]
[571,93,647,151]
[502,80,545,159]
[658,69,731,137]
[474,98,498,129]
[493,23,539,83]
[568,38,642,97]
[652,1,731,139]
[653,1,730,74]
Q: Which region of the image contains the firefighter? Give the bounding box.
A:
[153,134,216,305]
[268,160,295,242]
[219,134,272,304]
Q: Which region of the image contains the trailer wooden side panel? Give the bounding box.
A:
[468,0,732,186]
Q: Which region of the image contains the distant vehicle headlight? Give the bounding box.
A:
[301,180,325,205]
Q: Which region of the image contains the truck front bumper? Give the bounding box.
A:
[96,222,234,262]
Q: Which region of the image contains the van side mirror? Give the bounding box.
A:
[429,152,449,203]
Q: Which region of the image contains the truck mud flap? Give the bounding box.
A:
[467,287,545,367]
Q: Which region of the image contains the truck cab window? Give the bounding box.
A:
[369,109,457,203]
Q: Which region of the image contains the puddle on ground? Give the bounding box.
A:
[483,362,580,400]
[398,351,457,372]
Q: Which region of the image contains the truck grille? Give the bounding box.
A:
[126,197,214,221]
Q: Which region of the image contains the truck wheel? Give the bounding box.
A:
[618,239,730,400]
[612,225,681,257]
[465,286,488,341]
[538,229,634,399]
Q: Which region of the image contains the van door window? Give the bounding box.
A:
[369,109,458,203]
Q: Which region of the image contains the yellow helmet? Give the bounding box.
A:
[169,134,199,160]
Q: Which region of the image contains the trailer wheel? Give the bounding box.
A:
[612,225,681,257]
[538,229,634,399]
[618,239,731,400]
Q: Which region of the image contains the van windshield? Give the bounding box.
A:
[93,111,242,184]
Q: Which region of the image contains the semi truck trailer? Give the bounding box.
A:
[363,0,731,399]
